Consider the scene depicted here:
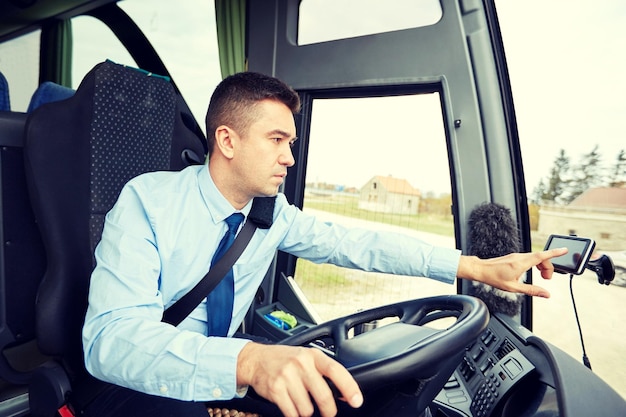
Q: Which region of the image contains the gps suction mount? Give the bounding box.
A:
[586,254,615,285]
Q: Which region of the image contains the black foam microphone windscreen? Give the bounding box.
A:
[466,202,523,316]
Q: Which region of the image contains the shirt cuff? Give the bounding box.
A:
[428,247,461,284]
[196,337,252,401]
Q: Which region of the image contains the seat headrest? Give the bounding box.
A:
[27,81,75,112]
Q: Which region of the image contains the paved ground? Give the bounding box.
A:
[532,269,625,398]
[300,208,626,400]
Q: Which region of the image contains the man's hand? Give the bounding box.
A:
[237,343,363,417]
[457,247,568,298]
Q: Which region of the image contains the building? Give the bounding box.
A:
[358,175,421,215]
[537,186,626,250]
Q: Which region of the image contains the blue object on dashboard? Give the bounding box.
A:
[264,313,291,330]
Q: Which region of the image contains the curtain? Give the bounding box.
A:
[40,19,73,86]
[215,0,247,78]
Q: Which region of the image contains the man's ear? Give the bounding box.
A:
[214,125,236,159]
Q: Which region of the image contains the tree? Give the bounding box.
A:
[566,145,603,203]
[608,149,626,187]
[530,179,547,204]
[533,146,626,207]
[541,149,571,204]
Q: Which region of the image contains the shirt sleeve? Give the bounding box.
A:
[82,180,249,402]
[276,197,460,284]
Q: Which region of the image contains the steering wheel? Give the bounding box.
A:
[279,295,489,392]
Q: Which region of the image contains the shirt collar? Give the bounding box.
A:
[198,163,252,224]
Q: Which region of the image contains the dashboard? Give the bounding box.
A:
[432,313,624,417]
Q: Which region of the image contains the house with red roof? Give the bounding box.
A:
[358,175,421,215]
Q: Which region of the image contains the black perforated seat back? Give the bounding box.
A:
[23,61,207,371]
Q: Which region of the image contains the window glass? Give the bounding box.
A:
[120,0,222,131]
[298,0,442,45]
[0,30,40,111]
[72,0,221,130]
[71,15,136,87]
[295,93,455,321]
[495,0,625,398]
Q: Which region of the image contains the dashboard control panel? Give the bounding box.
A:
[434,317,535,417]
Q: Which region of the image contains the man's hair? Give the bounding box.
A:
[205,72,301,154]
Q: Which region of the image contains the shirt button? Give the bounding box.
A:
[212,387,223,398]
[159,384,168,394]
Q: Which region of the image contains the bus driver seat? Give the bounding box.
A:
[22,60,207,416]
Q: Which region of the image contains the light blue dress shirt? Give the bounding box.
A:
[82,163,460,402]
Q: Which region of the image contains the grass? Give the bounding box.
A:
[303,194,454,236]
[294,261,350,301]
[294,193,456,320]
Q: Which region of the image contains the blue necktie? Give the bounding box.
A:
[207,213,244,336]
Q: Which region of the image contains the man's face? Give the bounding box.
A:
[232,99,297,200]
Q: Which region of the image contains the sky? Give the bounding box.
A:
[495,1,625,194]
[5,0,621,196]
[76,0,626,195]
[296,0,626,194]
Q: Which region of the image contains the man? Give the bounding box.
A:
[82,72,566,417]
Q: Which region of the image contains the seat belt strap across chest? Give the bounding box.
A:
[161,219,258,326]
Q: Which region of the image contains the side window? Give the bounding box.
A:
[72,0,221,130]
[294,93,455,321]
[0,30,40,111]
[121,0,221,131]
[71,15,136,88]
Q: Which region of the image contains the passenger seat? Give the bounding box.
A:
[27,81,75,112]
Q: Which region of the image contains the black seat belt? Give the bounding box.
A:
[162,195,275,326]
[161,218,257,326]
[161,197,276,326]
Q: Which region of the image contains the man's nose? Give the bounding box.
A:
[279,146,296,167]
